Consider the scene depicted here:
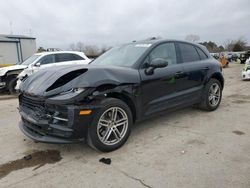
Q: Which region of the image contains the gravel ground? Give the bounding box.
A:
[0,62,249,188]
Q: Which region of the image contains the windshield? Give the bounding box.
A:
[91,43,151,67]
[21,55,41,65]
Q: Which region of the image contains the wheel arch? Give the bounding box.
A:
[91,84,138,123]
[6,69,23,77]
[106,92,137,123]
[209,72,224,89]
[5,70,22,83]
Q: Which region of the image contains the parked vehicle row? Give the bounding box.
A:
[18,39,224,152]
[210,51,248,64]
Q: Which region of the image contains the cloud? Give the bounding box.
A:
[0,0,249,49]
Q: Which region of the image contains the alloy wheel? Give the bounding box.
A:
[97,107,128,145]
[208,83,221,107]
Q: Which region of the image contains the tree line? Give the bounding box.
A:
[185,34,248,53]
[69,42,110,58]
[37,35,248,55]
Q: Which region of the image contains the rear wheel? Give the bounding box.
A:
[87,98,132,152]
[199,78,222,111]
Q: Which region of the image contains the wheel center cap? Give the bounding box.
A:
[108,121,115,128]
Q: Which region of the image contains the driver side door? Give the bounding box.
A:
[139,42,185,117]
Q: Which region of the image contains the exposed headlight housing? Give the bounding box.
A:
[48,88,86,101]
[59,88,85,95]
[72,88,85,94]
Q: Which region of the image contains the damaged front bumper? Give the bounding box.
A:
[18,94,99,143]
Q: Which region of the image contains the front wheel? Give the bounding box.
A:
[87,98,132,152]
[8,77,17,94]
[199,78,222,111]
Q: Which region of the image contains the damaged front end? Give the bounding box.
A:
[18,92,99,143]
[18,65,140,143]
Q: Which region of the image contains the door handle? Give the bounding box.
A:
[202,67,210,70]
[175,71,183,76]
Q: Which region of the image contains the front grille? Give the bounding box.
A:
[19,94,71,137]
[19,94,69,126]
[22,118,47,136]
[20,94,45,113]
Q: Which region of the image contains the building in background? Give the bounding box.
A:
[0,34,36,67]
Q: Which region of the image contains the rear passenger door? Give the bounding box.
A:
[177,42,211,100]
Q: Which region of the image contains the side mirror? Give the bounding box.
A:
[35,62,41,67]
[145,58,168,75]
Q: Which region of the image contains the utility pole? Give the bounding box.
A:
[29,29,32,37]
[9,22,13,34]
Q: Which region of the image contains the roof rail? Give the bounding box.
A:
[46,48,62,52]
[149,37,157,40]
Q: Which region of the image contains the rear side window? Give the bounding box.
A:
[55,53,84,63]
[39,55,56,65]
[179,43,200,63]
[196,47,208,60]
[71,54,85,60]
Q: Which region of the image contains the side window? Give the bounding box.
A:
[55,53,84,63]
[149,43,177,65]
[55,54,71,62]
[39,55,56,65]
[71,54,85,60]
[179,43,200,63]
[196,47,208,60]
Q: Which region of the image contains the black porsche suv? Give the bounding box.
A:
[18,39,224,152]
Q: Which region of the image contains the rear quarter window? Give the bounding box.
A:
[70,54,85,60]
[196,47,208,60]
[55,53,84,62]
[179,43,200,63]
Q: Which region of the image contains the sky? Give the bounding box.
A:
[0,0,249,49]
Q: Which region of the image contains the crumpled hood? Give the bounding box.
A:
[0,65,27,76]
[20,64,140,97]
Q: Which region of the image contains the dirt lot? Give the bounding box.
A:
[0,62,250,188]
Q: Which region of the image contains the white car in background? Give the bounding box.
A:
[242,57,250,80]
[15,51,91,91]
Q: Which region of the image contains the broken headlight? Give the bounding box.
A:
[60,88,85,95]
[49,88,86,101]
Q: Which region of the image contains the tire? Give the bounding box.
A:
[199,78,222,111]
[8,77,17,95]
[87,98,132,152]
